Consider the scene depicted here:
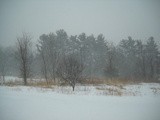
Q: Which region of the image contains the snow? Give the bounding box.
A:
[0,84,160,120]
[3,76,21,82]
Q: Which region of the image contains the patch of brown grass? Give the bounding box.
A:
[4,79,58,88]
[81,78,105,85]
[28,80,57,88]
[80,77,140,86]
[150,87,160,95]
[103,78,137,87]
[96,87,123,96]
[5,80,23,86]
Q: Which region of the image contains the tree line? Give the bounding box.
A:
[0,29,160,90]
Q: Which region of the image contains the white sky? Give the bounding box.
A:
[0,0,160,47]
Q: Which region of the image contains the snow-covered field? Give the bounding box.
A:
[0,83,160,120]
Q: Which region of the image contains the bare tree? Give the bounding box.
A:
[37,33,58,84]
[16,33,32,85]
[104,43,118,79]
[135,40,146,79]
[57,54,84,91]
[37,44,48,84]
[0,47,7,84]
[145,37,159,80]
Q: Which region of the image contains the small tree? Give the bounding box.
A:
[104,44,118,79]
[0,47,7,84]
[37,39,49,84]
[145,37,159,80]
[16,33,32,85]
[57,54,84,91]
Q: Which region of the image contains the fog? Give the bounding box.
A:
[0,0,160,47]
[1,2,160,120]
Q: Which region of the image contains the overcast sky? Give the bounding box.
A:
[0,0,160,47]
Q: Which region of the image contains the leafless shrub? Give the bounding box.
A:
[57,54,84,91]
[97,87,123,96]
[151,87,160,95]
[16,33,32,85]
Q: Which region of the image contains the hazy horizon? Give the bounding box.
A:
[0,0,160,47]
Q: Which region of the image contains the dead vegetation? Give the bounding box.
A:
[2,77,160,96]
[3,77,157,88]
[96,87,123,96]
[151,87,160,95]
[81,77,142,86]
[5,80,23,86]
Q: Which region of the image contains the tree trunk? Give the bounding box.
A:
[24,75,27,85]
[2,75,5,84]
[42,52,48,84]
[142,56,146,79]
[150,59,154,79]
[72,85,75,91]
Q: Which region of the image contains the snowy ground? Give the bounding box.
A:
[0,83,160,120]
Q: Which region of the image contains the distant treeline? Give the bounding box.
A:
[0,29,160,84]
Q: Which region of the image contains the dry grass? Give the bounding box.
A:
[4,79,57,88]
[3,77,159,96]
[28,80,59,88]
[81,78,105,85]
[96,87,123,96]
[5,80,23,86]
[150,87,160,95]
[103,78,138,87]
[3,77,158,88]
[81,77,141,87]
[94,77,142,96]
